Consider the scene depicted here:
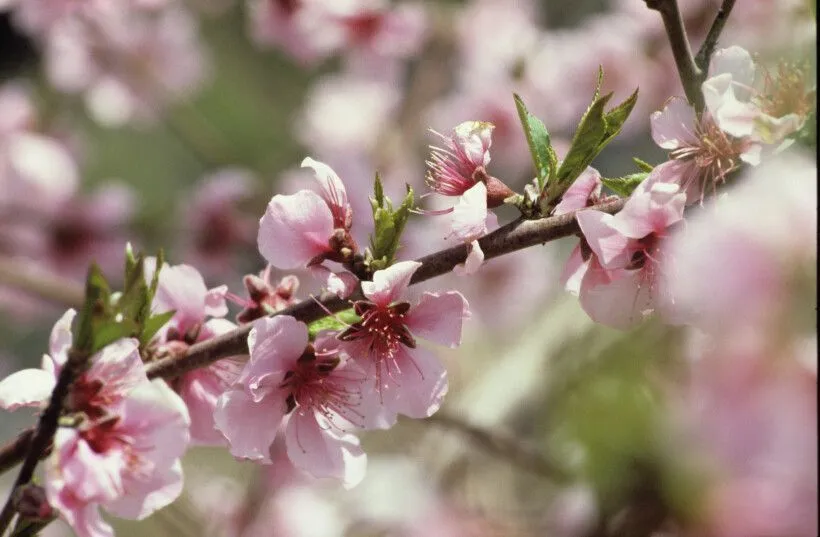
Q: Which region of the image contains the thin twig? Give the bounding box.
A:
[0,349,90,535]
[694,0,737,74]
[0,258,83,309]
[645,0,704,112]
[426,412,570,482]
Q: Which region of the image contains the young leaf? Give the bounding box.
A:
[74,263,111,354]
[140,310,176,347]
[513,94,554,189]
[307,309,361,338]
[600,88,639,148]
[368,179,414,272]
[601,172,650,197]
[633,157,655,173]
[92,319,140,353]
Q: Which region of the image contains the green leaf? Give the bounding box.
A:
[140,310,176,347]
[124,243,137,280]
[92,319,140,353]
[600,87,639,147]
[307,308,361,338]
[74,264,111,354]
[632,157,655,173]
[513,94,554,189]
[601,172,650,197]
[549,92,613,201]
[368,178,414,272]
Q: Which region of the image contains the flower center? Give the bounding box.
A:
[755,61,814,120]
[280,346,363,427]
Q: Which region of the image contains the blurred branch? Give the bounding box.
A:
[644,0,705,112]
[426,412,571,482]
[0,257,84,308]
[694,0,737,73]
[0,431,33,477]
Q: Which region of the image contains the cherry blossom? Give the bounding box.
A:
[445,182,498,275]
[0,310,145,415]
[258,157,358,297]
[146,260,242,446]
[573,177,686,329]
[337,260,470,424]
[232,266,300,324]
[45,379,190,537]
[214,316,369,488]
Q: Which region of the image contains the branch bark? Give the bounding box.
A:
[695,0,737,73]
[645,0,704,112]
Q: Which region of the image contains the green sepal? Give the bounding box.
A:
[514,94,556,190]
[368,175,414,272]
[601,172,650,197]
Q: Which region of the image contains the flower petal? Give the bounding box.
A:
[258,191,334,269]
[242,316,308,399]
[576,210,631,269]
[214,388,284,463]
[405,291,469,348]
[49,309,76,369]
[105,461,184,520]
[553,167,602,215]
[0,368,56,410]
[361,260,421,306]
[650,98,698,150]
[387,346,448,419]
[284,410,367,489]
[454,240,485,275]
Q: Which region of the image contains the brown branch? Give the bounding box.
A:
[426,412,571,482]
[645,0,704,112]
[695,0,737,73]
[0,197,627,478]
[0,349,90,534]
[0,258,84,309]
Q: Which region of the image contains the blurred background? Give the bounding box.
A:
[0,1,816,536]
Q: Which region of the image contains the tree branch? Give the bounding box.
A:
[0,258,84,309]
[0,349,90,534]
[694,0,737,74]
[645,0,704,112]
[426,412,571,482]
[0,198,626,475]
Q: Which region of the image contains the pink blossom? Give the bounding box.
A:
[233,266,300,324]
[702,46,805,144]
[573,178,686,329]
[45,379,190,537]
[338,261,470,424]
[661,153,816,333]
[214,316,370,488]
[258,157,358,297]
[445,182,498,275]
[146,260,242,446]
[0,310,146,416]
[182,168,256,280]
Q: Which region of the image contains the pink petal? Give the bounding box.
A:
[53,429,123,505]
[406,291,469,348]
[258,191,335,269]
[284,410,367,489]
[301,157,349,214]
[561,244,588,296]
[204,285,229,318]
[387,346,448,419]
[88,338,147,402]
[361,260,421,306]
[0,368,56,410]
[214,388,285,462]
[650,98,698,150]
[309,265,358,298]
[153,264,209,327]
[105,461,184,520]
[178,363,241,446]
[553,167,602,215]
[454,240,484,275]
[49,309,76,368]
[242,316,308,400]
[708,46,755,88]
[448,182,489,243]
[576,210,631,269]
[613,182,685,239]
[580,269,654,329]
